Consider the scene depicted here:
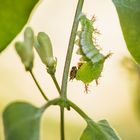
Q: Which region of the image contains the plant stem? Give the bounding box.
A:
[50,74,61,95]
[41,97,61,112]
[50,74,65,140]
[49,73,65,140]
[60,1,84,139]
[41,97,91,122]
[29,70,49,101]
[67,99,91,122]
[61,0,84,99]
[60,107,65,140]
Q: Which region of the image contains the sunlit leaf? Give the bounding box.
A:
[0,0,39,53]
[112,0,140,64]
[80,119,120,140]
[76,61,103,83]
[3,102,42,140]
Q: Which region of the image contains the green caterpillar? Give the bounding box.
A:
[77,15,105,64]
[70,15,110,92]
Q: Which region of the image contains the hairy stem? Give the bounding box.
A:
[29,70,49,101]
[61,0,84,99]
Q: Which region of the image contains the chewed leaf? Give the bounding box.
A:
[3,102,42,140]
[76,61,103,83]
[112,0,140,64]
[80,119,120,140]
[0,0,39,53]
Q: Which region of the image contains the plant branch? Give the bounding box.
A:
[67,99,91,122]
[60,1,84,139]
[50,74,61,95]
[29,70,49,101]
[41,98,91,122]
[50,74,65,140]
[60,107,65,140]
[61,0,84,99]
[41,98,61,112]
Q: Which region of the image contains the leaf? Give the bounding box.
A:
[112,0,140,64]
[0,0,39,53]
[76,61,103,83]
[80,119,120,140]
[3,102,42,140]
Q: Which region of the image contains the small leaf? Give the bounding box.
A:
[112,0,140,64]
[3,102,42,140]
[80,119,120,140]
[0,0,39,53]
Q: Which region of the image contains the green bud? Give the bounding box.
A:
[34,32,57,74]
[15,27,34,71]
[15,42,33,71]
[24,27,34,50]
[34,37,48,64]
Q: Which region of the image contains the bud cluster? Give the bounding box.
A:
[15,27,56,74]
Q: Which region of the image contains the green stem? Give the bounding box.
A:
[67,99,91,122]
[41,98,61,112]
[29,70,49,101]
[61,0,84,99]
[50,74,65,140]
[60,107,65,140]
[60,1,84,139]
[50,74,61,95]
[41,98,91,122]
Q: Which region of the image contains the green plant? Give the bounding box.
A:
[1,0,140,140]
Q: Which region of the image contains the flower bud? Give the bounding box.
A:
[15,27,34,71]
[15,41,33,71]
[34,32,57,74]
[24,27,34,50]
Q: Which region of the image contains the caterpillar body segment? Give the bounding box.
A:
[78,15,105,64]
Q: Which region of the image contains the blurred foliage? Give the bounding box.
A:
[113,0,140,65]
[121,57,140,120]
[0,0,39,53]
[3,102,42,140]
